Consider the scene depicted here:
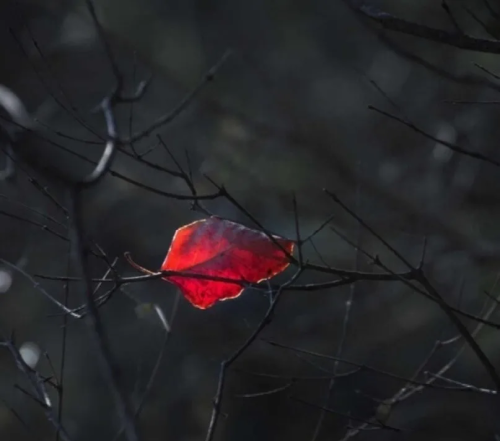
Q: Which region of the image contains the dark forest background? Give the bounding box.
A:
[1,1,500,440]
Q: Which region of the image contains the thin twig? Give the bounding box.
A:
[204,268,303,441]
[324,190,500,391]
[346,0,500,53]
[368,105,500,168]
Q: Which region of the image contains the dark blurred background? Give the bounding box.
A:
[1,0,500,440]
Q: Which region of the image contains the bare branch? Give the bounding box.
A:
[347,0,500,53]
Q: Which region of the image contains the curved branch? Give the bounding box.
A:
[347,0,500,54]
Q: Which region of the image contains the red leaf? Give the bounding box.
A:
[164,217,294,308]
[128,217,295,309]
